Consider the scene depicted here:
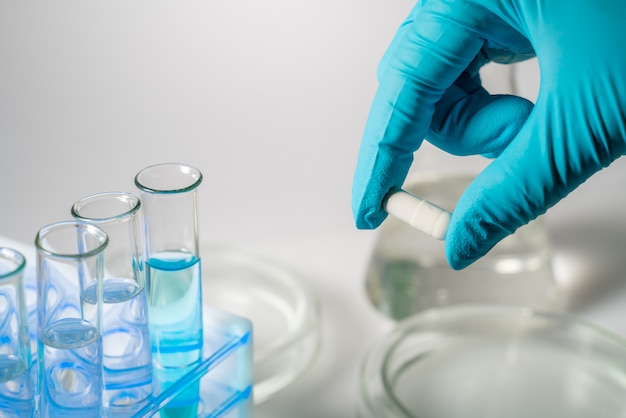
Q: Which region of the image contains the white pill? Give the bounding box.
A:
[383,189,451,240]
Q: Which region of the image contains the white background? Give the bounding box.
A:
[0,0,540,247]
[2,2,626,417]
[0,0,420,246]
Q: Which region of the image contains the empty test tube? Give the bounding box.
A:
[383,189,451,240]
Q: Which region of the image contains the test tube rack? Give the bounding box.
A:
[24,266,254,417]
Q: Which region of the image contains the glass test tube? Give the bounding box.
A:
[71,192,153,411]
[0,247,33,417]
[134,163,204,417]
[35,221,108,418]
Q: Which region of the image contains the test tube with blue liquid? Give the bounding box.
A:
[135,163,204,418]
[35,221,108,418]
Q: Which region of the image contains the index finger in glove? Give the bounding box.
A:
[353,1,490,229]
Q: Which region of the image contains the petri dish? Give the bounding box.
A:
[358,305,626,418]
[200,244,320,404]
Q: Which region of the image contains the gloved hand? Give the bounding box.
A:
[352,0,626,269]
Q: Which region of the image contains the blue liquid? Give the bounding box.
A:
[38,318,102,418]
[83,278,153,409]
[146,251,203,417]
[146,252,203,367]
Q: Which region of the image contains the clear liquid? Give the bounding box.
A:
[0,355,27,382]
[146,251,203,415]
[82,277,142,304]
[368,252,558,320]
[0,288,30,386]
[83,278,153,408]
[38,318,102,417]
[0,355,33,417]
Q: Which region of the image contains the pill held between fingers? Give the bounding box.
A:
[383,190,451,240]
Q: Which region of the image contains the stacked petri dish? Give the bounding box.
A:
[357,305,626,418]
[201,245,320,404]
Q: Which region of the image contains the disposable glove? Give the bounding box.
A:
[352,0,626,269]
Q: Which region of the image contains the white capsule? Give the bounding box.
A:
[383,189,451,240]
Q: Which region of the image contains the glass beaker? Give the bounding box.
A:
[366,173,561,320]
[135,162,204,417]
[35,221,108,417]
[0,247,33,417]
[71,192,152,411]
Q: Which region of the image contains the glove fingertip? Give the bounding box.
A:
[354,199,388,230]
[445,223,479,270]
[444,200,504,270]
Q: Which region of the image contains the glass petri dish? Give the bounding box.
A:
[200,244,320,404]
[358,305,626,418]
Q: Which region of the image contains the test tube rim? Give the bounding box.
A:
[134,162,203,194]
[0,247,26,280]
[34,220,109,259]
[71,191,141,223]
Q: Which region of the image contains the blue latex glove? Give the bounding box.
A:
[353,0,626,269]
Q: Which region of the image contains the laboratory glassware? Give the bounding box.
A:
[0,247,33,417]
[134,162,204,417]
[22,239,254,417]
[35,221,108,417]
[357,305,626,417]
[366,173,561,320]
[71,192,152,411]
[201,244,320,404]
